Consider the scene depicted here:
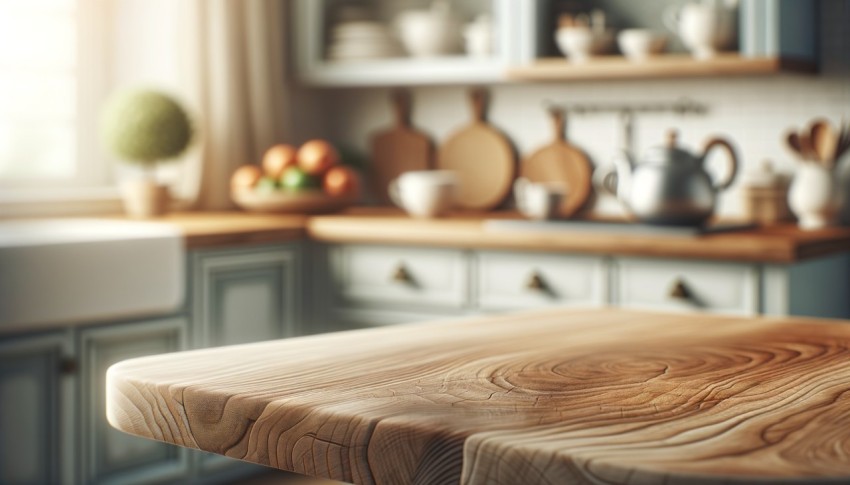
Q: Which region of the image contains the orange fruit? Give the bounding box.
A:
[297,140,339,175]
[323,166,360,198]
[262,144,298,178]
[230,164,263,191]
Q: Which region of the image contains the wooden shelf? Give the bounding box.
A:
[506,54,817,82]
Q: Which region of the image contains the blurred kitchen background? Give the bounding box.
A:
[1,1,849,484]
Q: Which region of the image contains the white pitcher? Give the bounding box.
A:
[664,0,737,59]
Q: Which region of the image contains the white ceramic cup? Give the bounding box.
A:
[617,29,667,61]
[664,2,737,60]
[514,178,567,221]
[555,27,614,63]
[389,170,458,218]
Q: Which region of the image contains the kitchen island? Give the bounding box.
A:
[107,308,850,484]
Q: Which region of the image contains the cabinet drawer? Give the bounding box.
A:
[329,245,468,309]
[615,258,759,315]
[477,252,606,311]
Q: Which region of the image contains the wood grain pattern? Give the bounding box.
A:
[436,88,516,211]
[520,109,592,218]
[107,308,850,484]
[370,90,433,205]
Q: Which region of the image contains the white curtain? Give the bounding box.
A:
[174,0,291,210]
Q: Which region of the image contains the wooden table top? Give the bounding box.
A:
[107,308,850,484]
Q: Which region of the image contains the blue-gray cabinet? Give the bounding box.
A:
[0,243,303,485]
[0,332,74,485]
[78,317,188,485]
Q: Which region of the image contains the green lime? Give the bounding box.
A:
[280,167,319,191]
[255,176,278,194]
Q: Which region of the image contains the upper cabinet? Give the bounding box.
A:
[293,0,817,87]
[294,0,524,86]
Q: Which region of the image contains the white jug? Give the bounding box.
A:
[664,0,737,59]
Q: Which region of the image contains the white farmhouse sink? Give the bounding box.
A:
[0,219,184,332]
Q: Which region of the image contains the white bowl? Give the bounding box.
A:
[617,29,667,61]
[555,27,615,62]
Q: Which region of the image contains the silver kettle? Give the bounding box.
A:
[602,130,738,226]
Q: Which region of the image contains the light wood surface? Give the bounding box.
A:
[307,208,850,263]
[134,212,307,249]
[99,210,850,262]
[507,54,818,82]
[370,90,433,205]
[436,88,516,211]
[520,108,592,217]
[107,308,850,484]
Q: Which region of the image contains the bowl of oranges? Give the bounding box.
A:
[230,140,361,214]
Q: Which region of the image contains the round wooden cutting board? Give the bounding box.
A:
[436,88,516,211]
[370,90,433,205]
[521,108,592,217]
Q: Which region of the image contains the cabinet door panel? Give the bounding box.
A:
[477,251,607,311]
[193,246,298,348]
[329,245,468,309]
[80,318,188,485]
[0,334,67,485]
[615,258,759,315]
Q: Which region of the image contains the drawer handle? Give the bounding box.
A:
[526,272,547,291]
[391,264,414,285]
[668,278,693,301]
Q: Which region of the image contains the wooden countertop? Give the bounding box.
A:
[144,209,850,262]
[132,212,308,249]
[107,308,850,484]
[308,208,850,263]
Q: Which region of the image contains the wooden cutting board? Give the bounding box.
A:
[370,90,433,205]
[436,88,516,211]
[521,108,592,217]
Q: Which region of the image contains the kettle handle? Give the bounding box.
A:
[702,137,738,192]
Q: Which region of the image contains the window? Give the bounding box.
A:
[0,0,108,190]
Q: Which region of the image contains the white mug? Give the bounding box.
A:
[389,170,458,218]
[514,178,567,220]
[664,1,737,59]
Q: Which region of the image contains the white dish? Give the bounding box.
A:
[617,29,667,61]
[555,27,615,62]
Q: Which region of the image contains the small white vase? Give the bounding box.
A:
[121,179,169,219]
[788,163,837,230]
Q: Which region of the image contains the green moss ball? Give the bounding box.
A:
[100,89,193,164]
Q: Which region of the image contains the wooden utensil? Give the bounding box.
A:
[836,120,850,162]
[797,131,817,162]
[520,108,592,217]
[436,88,516,211]
[810,119,838,168]
[785,131,805,160]
[370,90,433,205]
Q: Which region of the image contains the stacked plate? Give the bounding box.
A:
[327,21,406,61]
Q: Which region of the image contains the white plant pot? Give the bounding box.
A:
[787,164,837,230]
[121,179,169,219]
